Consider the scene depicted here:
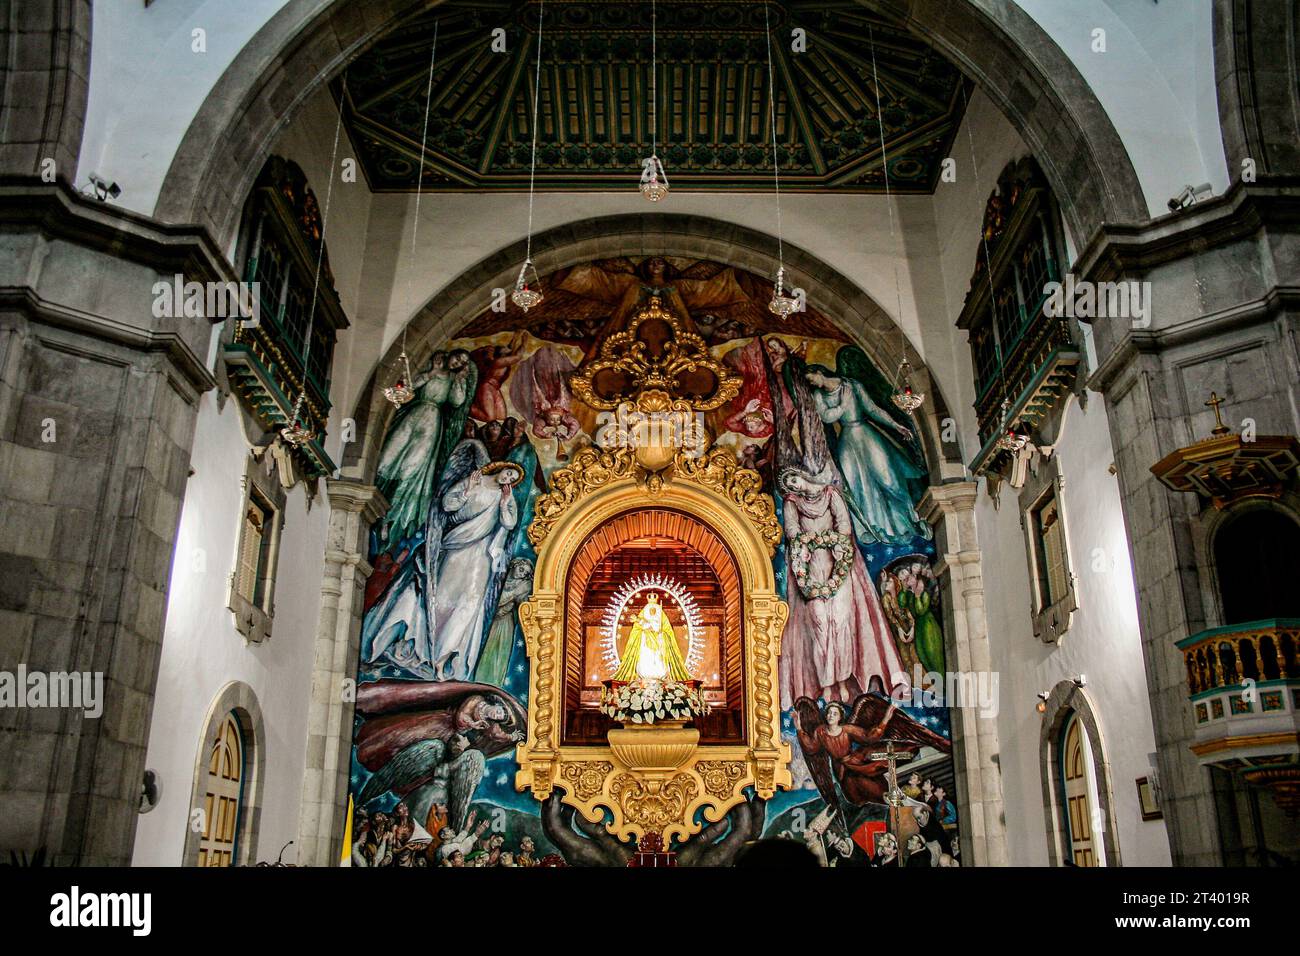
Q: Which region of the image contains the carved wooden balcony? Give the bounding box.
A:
[1177,618,1300,813]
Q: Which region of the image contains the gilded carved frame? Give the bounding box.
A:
[514,446,791,843]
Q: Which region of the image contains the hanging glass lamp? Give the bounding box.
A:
[994,400,1028,453]
[281,391,315,446]
[639,155,670,202]
[383,349,415,406]
[511,258,543,312]
[891,357,925,412]
[768,266,799,318]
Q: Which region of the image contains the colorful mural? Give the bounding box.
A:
[349,256,958,867]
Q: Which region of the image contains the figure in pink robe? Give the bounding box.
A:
[778,467,905,709]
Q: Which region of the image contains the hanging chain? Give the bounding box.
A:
[293,70,348,431]
[651,0,657,159]
[524,0,546,267]
[762,1,784,269]
[400,20,440,338]
[867,24,912,391]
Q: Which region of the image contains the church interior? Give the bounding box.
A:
[1,0,1298,879]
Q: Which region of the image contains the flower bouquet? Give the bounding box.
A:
[600,678,709,725]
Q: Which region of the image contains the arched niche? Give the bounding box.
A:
[562,508,746,746]
[514,446,790,844]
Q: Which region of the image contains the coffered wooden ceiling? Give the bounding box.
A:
[338,0,969,192]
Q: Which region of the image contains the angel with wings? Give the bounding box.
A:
[424,439,524,682]
[805,345,931,544]
[353,679,526,834]
[793,693,952,816]
[508,342,582,462]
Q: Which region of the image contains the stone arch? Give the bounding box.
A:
[1213,0,1300,179]
[1038,680,1122,866]
[0,0,92,182]
[154,0,1146,251]
[181,681,267,867]
[1194,493,1300,628]
[343,212,963,485]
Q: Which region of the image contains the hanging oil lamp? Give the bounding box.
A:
[383,346,415,406]
[994,400,1028,453]
[768,265,799,318]
[281,391,315,445]
[511,258,543,312]
[891,350,925,413]
[639,155,669,202]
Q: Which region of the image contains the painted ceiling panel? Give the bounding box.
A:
[340,0,968,192]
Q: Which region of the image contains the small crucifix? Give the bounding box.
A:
[1204,391,1231,437]
[869,739,916,866]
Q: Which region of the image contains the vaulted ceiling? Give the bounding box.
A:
[338,0,969,193]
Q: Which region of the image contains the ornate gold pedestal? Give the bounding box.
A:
[514,295,791,846]
[607,721,701,779]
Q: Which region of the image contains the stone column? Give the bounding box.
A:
[295,479,386,867]
[0,182,229,864]
[919,481,1009,867]
[1079,181,1299,865]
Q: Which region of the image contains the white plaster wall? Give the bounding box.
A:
[76,0,1225,226]
[132,391,328,867]
[976,395,1171,865]
[929,93,1170,864]
[1014,0,1229,214]
[131,87,361,868]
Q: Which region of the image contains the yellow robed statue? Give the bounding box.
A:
[613,592,691,682]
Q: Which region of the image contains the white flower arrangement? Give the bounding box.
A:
[600,678,710,725]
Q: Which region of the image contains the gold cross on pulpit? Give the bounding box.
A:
[1204,391,1231,436]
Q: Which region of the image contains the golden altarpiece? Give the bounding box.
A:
[513,297,792,844]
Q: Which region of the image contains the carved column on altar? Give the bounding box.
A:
[296,479,388,866]
[919,481,1008,866]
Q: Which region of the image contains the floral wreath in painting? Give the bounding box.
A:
[600,572,706,676]
[787,529,855,599]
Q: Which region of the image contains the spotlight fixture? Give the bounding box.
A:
[84,173,121,201]
[1072,674,1088,689]
[1035,691,1049,714]
[1167,182,1212,212]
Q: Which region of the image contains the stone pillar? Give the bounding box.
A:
[919,481,1008,867]
[1080,180,1300,865]
[295,479,386,867]
[0,182,229,864]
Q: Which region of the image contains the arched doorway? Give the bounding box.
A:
[196,713,246,867]
[1060,712,1104,867]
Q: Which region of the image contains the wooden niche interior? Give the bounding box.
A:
[563,508,745,745]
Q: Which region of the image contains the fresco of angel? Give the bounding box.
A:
[508,342,582,461]
[804,345,931,544]
[353,679,526,835]
[792,693,952,818]
[424,441,524,682]
[778,466,906,709]
[374,348,476,546]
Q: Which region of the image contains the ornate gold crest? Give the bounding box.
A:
[568,296,741,411]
